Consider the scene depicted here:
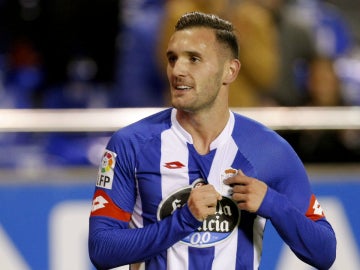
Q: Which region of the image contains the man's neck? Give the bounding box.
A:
[176,108,230,155]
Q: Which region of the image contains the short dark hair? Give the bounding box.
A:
[175,11,239,59]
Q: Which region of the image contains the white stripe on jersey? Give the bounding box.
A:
[160,122,190,196]
[207,113,236,192]
[213,228,238,269]
[208,115,239,269]
[253,216,266,269]
[167,242,190,269]
[130,168,144,229]
[160,113,191,269]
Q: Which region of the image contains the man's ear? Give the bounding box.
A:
[223,59,241,85]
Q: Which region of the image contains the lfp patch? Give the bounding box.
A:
[96,150,117,189]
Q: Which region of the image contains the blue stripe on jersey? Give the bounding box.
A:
[236,211,258,268]
[231,149,256,178]
[188,247,215,270]
[187,143,216,184]
[145,251,167,270]
[136,133,164,225]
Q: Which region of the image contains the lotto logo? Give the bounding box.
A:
[90,189,132,222]
[92,195,108,212]
[164,161,185,169]
[306,194,325,221]
[312,198,324,216]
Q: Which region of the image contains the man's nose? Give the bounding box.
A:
[171,59,187,77]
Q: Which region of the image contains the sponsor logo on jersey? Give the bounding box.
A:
[157,179,240,247]
[96,150,116,189]
[306,194,325,221]
[90,189,131,222]
[163,161,186,169]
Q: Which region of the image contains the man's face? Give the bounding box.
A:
[166,27,227,112]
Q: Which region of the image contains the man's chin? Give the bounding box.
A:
[172,98,197,113]
[173,103,189,111]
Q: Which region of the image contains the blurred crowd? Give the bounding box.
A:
[0,0,360,168]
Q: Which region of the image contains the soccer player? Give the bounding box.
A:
[88,11,336,270]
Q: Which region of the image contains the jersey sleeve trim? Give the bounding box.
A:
[90,189,131,222]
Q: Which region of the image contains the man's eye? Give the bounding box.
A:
[190,57,200,63]
[168,56,177,63]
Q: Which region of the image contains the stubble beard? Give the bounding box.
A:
[171,72,223,113]
[172,88,220,114]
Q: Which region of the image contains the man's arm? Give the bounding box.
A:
[258,187,336,269]
[89,184,221,270]
[89,204,201,270]
[224,172,336,269]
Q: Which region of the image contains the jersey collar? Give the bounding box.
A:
[171,108,235,151]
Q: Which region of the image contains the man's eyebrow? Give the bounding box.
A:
[166,50,201,57]
[186,51,202,57]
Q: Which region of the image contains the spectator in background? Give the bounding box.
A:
[306,57,342,106]
[288,0,354,58]
[288,0,360,106]
[227,0,280,107]
[257,0,317,106]
[285,57,360,162]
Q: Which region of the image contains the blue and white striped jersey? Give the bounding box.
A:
[89,108,336,270]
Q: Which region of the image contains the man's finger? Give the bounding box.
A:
[223,173,247,186]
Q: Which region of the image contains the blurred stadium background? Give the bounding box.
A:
[0,0,359,269]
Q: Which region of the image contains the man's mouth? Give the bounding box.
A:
[174,85,192,90]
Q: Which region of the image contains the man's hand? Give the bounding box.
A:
[223,170,268,213]
[187,184,222,221]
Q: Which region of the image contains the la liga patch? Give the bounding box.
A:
[96,150,117,189]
